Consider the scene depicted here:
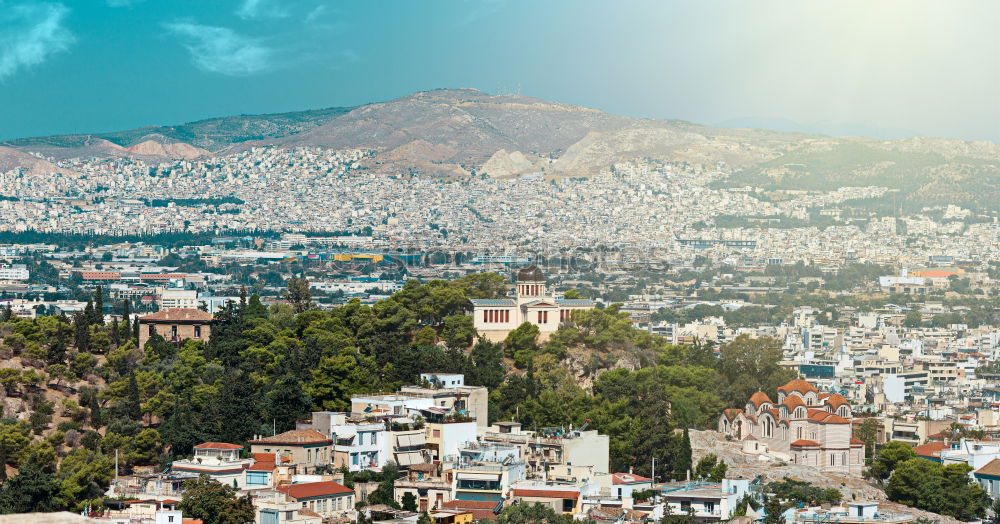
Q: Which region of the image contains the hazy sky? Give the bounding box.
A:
[0,0,997,142]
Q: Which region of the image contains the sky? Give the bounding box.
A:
[0,0,998,142]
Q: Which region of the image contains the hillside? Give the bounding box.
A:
[2,105,353,161]
[720,138,1000,212]
[1,88,998,210]
[0,146,74,176]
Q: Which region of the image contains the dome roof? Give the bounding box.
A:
[777,378,819,395]
[748,391,772,407]
[517,265,544,282]
[825,393,850,409]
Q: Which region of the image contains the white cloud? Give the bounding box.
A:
[165,22,275,76]
[236,0,288,21]
[0,1,74,81]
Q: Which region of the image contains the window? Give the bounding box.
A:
[194,325,202,338]
[705,502,715,514]
[171,325,178,338]
[307,449,312,462]
[562,499,575,512]
[168,517,174,523]
[351,453,358,465]
[148,325,155,336]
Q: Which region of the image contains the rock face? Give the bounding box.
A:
[0,146,73,176]
[480,149,545,178]
[125,136,209,159]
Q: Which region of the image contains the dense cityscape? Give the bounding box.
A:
[1,1,999,524]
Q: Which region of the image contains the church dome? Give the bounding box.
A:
[516,265,544,282]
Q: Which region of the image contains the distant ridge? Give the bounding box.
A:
[2,88,998,211]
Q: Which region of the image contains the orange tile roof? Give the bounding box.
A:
[194,442,243,450]
[912,269,958,278]
[140,308,214,322]
[748,391,772,407]
[249,429,331,446]
[806,409,849,424]
[182,519,203,524]
[783,395,806,414]
[790,440,821,448]
[248,461,275,471]
[441,500,500,520]
[913,441,947,458]
[850,437,866,446]
[252,452,276,462]
[277,481,353,499]
[824,394,849,409]
[975,458,1000,477]
[778,379,818,395]
[513,489,580,499]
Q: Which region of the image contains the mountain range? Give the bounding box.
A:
[3,88,999,211]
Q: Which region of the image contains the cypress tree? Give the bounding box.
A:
[92,286,104,325]
[82,301,94,327]
[675,426,693,481]
[73,312,90,353]
[120,300,132,342]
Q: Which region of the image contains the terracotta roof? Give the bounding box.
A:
[249,429,332,446]
[748,391,772,407]
[783,395,806,412]
[140,308,213,322]
[912,269,958,278]
[182,519,203,524]
[252,453,276,462]
[612,472,652,485]
[778,379,819,394]
[722,408,742,420]
[298,509,322,518]
[975,458,1000,477]
[248,461,275,471]
[790,440,821,448]
[277,481,353,499]
[806,408,849,424]
[850,437,865,446]
[442,500,500,520]
[913,441,947,458]
[513,489,580,499]
[824,394,850,409]
[195,442,243,450]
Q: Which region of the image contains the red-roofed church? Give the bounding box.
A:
[718,378,865,474]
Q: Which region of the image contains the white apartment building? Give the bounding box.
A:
[159,288,199,309]
[0,264,29,281]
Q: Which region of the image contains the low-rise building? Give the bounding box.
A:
[249,430,333,473]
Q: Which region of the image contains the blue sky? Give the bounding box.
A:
[0,0,998,142]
